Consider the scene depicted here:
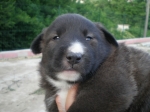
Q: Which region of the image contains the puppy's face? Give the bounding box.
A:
[31,14,118,83]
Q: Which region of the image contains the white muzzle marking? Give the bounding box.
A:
[68,42,84,54]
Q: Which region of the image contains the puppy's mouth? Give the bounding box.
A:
[57,69,81,82]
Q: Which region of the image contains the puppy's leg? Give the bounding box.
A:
[67,91,125,112]
[67,77,136,112]
[67,90,130,112]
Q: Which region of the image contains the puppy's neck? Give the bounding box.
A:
[46,75,72,90]
[46,76,74,112]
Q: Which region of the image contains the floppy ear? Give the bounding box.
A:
[30,33,43,54]
[95,23,118,47]
[31,28,48,54]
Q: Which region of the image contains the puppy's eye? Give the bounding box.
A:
[86,36,93,41]
[53,36,60,40]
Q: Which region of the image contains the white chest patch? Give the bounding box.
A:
[46,76,71,112]
[68,41,85,54]
[57,89,69,112]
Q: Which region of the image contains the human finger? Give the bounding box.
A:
[65,84,78,111]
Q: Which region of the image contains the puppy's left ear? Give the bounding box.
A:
[95,23,118,47]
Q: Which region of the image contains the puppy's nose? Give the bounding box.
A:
[66,52,82,65]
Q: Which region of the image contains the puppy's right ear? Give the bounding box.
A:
[31,28,47,54]
[30,33,43,54]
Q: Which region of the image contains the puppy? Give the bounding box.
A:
[31,14,150,112]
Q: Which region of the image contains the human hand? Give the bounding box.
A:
[56,84,78,112]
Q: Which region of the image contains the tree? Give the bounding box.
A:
[0,0,148,51]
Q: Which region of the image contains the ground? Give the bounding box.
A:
[0,58,46,112]
[0,43,150,112]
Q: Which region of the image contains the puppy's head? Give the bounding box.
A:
[31,14,118,84]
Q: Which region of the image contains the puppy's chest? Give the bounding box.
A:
[48,77,71,111]
[56,83,71,112]
[57,89,69,111]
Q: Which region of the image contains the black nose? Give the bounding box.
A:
[66,52,82,65]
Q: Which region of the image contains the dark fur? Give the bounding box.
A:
[31,14,150,112]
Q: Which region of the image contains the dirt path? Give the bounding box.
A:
[0,58,46,112]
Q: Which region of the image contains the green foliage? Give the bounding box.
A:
[0,0,148,51]
[0,0,16,28]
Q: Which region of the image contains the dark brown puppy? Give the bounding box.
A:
[31,14,150,112]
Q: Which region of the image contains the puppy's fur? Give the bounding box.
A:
[31,14,150,112]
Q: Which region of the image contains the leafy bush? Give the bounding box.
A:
[0,0,148,51]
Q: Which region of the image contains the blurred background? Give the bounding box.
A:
[0,0,150,51]
[0,1,150,112]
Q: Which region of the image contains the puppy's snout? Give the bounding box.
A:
[66,52,82,65]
